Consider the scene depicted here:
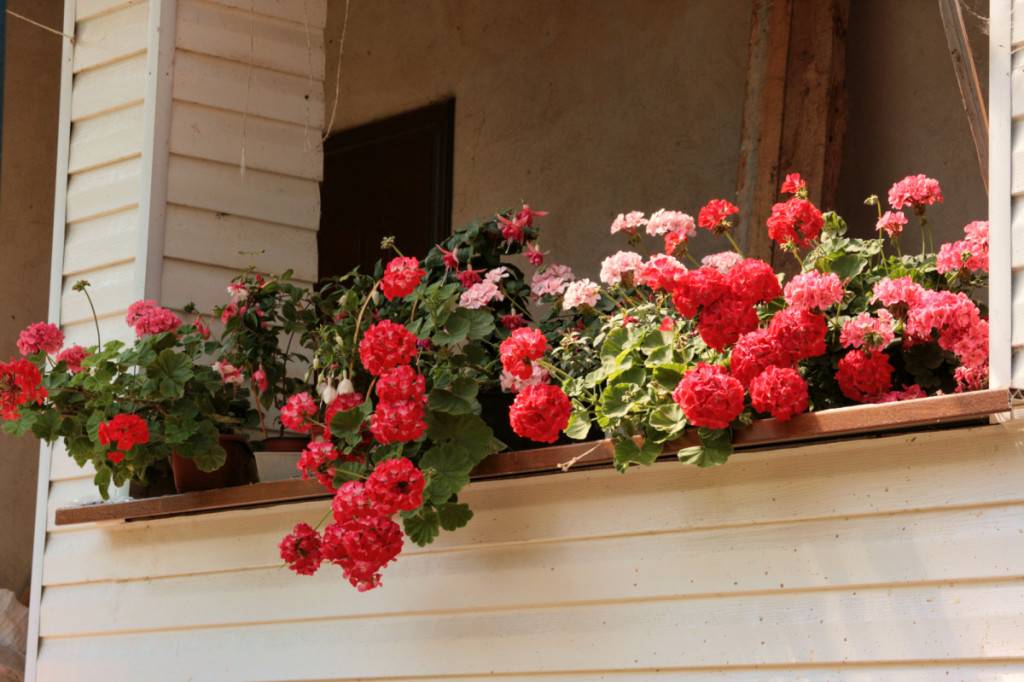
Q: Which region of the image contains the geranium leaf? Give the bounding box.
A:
[419,443,475,504]
[403,508,440,547]
[564,408,592,440]
[437,502,474,531]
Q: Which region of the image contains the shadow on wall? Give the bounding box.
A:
[0,0,62,604]
[837,0,989,241]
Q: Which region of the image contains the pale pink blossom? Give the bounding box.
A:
[700,251,744,274]
[840,310,896,350]
[876,210,908,237]
[599,251,644,286]
[610,211,647,236]
[459,280,504,309]
[783,271,844,311]
[562,278,600,310]
[530,264,575,297]
[645,209,695,238]
[227,283,248,302]
[213,360,244,385]
[500,363,549,393]
[964,220,989,244]
[484,267,510,284]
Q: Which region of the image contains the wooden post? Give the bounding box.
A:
[735,0,850,266]
[937,0,988,194]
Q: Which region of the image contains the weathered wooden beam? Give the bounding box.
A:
[735,0,850,266]
[938,0,989,194]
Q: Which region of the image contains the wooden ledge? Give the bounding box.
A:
[54,389,1010,526]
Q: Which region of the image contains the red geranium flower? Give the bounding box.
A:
[369,399,426,444]
[279,522,323,576]
[697,298,759,351]
[729,328,792,388]
[97,413,150,463]
[768,308,827,360]
[56,345,88,373]
[365,457,425,514]
[509,383,572,443]
[766,197,824,249]
[321,516,404,591]
[750,365,808,422]
[499,327,547,380]
[697,199,740,233]
[375,365,426,403]
[727,258,781,304]
[0,358,47,420]
[280,392,319,433]
[672,363,745,430]
[358,320,419,376]
[836,349,894,403]
[381,256,425,301]
[780,172,807,195]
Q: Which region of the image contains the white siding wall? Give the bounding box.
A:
[1008,0,1024,386]
[34,424,1024,680]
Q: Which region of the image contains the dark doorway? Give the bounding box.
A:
[318,99,455,280]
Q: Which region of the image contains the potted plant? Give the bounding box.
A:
[0,281,256,497]
[212,269,314,453]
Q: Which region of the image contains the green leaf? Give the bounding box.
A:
[437,502,474,531]
[677,428,733,467]
[30,410,61,441]
[149,349,193,399]
[428,378,480,415]
[563,409,592,440]
[829,254,866,281]
[649,403,686,436]
[612,437,660,471]
[432,309,471,345]
[330,399,371,436]
[600,326,629,362]
[463,309,495,340]
[164,402,200,444]
[420,443,474,504]
[425,412,495,463]
[403,508,440,546]
[653,365,685,391]
[93,466,112,500]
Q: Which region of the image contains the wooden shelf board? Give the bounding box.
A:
[54,388,1010,526]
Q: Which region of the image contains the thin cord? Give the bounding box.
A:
[6,9,74,42]
[240,0,256,177]
[322,0,351,141]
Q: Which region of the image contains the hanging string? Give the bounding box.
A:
[322,0,351,141]
[301,0,316,152]
[5,9,74,42]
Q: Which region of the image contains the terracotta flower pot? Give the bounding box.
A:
[170,434,259,493]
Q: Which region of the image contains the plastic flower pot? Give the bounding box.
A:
[253,436,308,482]
[170,434,259,493]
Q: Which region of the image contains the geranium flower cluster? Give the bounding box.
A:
[499,328,572,442]
[125,300,181,338]
[381,256,426,300]
[16,322,64,356]
[936,220,989,275]
[0,358,47,420]
[280,457,424,590]
[97,413,150,464]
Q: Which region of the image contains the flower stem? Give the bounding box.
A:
[348,281,380,376]
[723,232,744,257]
[81,287,102,348]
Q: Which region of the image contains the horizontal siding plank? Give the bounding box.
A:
[65,157,141,224]
[39,504,1024,637]
[72,0,148,74]
[176,0,325,80]
[41,424,1024,585]
[70,52,146,122]
[76,0,142,22]
[169,101,323,180]
[173,50,324,127]
[48,442,93,484]
[68,105,144,174]
[164,204,318,281]
[60,317,135,348]
[204,0,327,29]
[33,582,1024,680]
[159,258,246,315]
[59,262,136,325]
[166,154,320,229]
[62,208,137,276]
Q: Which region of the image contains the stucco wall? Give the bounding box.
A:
[0,0,61,601]
[324,0,751,276]
[325,0,989,269]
